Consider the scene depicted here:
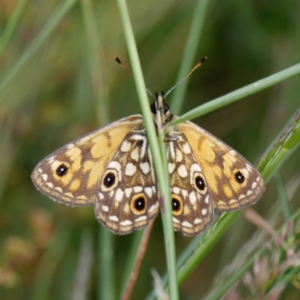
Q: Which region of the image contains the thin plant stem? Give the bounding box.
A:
[121,221,154,300]
[116,0,179,299]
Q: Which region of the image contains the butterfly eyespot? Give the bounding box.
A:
[195,176,205,190]
[192,173,207,193]
[235,171,245,183]
[101,170,118,191]
[171,195,183,216]
[131,193,147,215]
[56,164,69,177]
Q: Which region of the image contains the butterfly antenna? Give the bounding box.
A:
[146,88,155,100]
[164,56,207,98]
[114,56,133,76]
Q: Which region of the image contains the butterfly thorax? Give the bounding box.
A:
[150,93,174,130]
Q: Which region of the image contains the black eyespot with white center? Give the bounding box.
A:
[195,175,205,190]
[56,164,68,177]
[172,198,181,212]
[131,193,147,215]
[101,169,118,191]
[134,197,145,211]
[235,171,245,183]
[103,172,115,187]
[171,195,183,215]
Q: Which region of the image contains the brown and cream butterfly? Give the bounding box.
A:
[31,83,265,236]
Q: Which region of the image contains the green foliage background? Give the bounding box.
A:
[0,0,299,299]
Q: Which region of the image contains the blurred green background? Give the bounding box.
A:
[0,0,299,299]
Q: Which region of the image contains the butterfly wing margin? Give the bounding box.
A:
[176,121,265,212]
[31,115,144,206]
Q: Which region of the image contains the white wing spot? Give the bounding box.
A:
[115,189,124,201]
[182,221,192,228]
[247,190,253,196]
[205,195,210,204]
[121,140,132,152]
[178,165,188,178]
[47,156,55,164]
[109,216,119,222]
[173,217,180,223]
[239,194,246,199]
[125,163,137,176]
[38,168,43,174]
[172,187,180,194]
[140,162,150,174]
[108,161,121,171]
[176,149,183,162]
[135,216,147,222]
[246,164,252,171]
[42,174,48,182]
[64,192,74,198]
[152,186,156,194]
[256,176,261,182]
[182,143,191,154]
[194,218,202,224]
[189,191,197,204]
[145,187,153,198]
[229,150,236,156]
[181,189,188,198]
[168,163,176,174]
[120,220,133,226]
[149,202,159,213]
[54,187,63,193]
[46,182,53,188]
[102,205,109,212]
[130,147,139,161]
[168,142,175,159]
[201,208,207,216]
[134,186,143,193]
[252,182,257,189]
[98,192,104,200]
[125,188,132,198]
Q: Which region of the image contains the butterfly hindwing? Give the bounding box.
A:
[94,129,159,234]
[166,131,213,236]
[31,115,144,206]
[176,121,265,212]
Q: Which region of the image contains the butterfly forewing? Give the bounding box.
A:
[176,121,265,212]
[166,131,213,236]
[31,115,144,206]
[94,129,159,234]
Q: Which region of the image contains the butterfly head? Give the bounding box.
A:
[150,92,174,128]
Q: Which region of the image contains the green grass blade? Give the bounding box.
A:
[116,1,178,298]
[81,1,115,298]
[206,208,300,300]
[257,110,300,179]
[0,0,29,57]
[275,173,292,221]
[169,63,300,126]
[0,0,78,97]
[30,225,72,300]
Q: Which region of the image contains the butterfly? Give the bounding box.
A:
[31,90,265,236]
